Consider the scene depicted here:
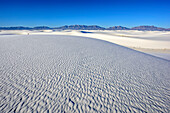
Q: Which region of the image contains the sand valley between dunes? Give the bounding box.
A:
[0,31,170,112]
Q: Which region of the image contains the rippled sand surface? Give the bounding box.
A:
[0,35,170,112]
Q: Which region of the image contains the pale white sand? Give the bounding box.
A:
[0,35,170,112]
[50,30,170,60]
[132,48,170,60]
[1,30,169,60]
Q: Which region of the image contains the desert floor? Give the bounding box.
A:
[1,30,170,60]
[0,31,170,112]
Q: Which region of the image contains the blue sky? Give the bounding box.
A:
[0,0,170,28]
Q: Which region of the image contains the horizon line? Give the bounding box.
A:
[1,25,170,28]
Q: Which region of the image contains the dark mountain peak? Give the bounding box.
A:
[131,25,168,31]
[107,26,130,30]
[57,25,105,30]
[33,26,50,30]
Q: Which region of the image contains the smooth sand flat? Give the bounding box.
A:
[0,35,170,112]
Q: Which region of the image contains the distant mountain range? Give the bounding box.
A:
[106,26,130,30]
[131,26,170,31]
[56,25,105,30]
[0,25,170,31]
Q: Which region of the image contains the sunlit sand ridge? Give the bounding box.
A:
[0,34,170,112]
[49,30,170,60]
[1,30,169,60]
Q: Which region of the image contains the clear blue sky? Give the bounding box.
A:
[0,0,170,28]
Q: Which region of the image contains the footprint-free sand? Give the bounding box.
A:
[0,34,170,112]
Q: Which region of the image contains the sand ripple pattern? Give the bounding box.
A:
[0,35,170,113]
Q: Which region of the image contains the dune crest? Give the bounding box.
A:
[1,30,170,60]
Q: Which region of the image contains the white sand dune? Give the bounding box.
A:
[2,30,169,60]
[10,30,170,60]
[0,35,170,112]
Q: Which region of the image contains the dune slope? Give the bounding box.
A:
[0,35,170,112]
